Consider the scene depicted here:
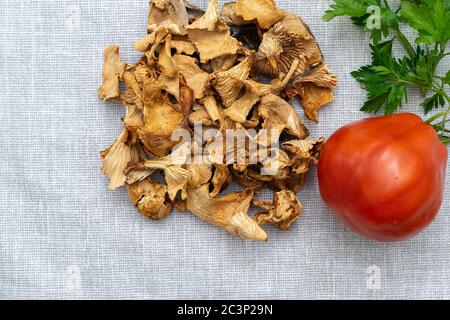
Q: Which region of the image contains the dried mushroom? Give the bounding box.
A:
[235,0,285,29]
[188,103,217,126]
[125,157,190,201]
[212,55,254,107]
[210,164,231,197]
[286,64,337,123]
[170,35,197,55]
[221,3,250,27]
[98,0,336,241]
[282,138,324,174]
[253,190,303,230]
[257,94,309,145]
[127,179,173,219]
[254,13,327,80]
[138,80,186,156]
[187,164,213,188]
[100,129,147,190]
[98,46,125,101]
[186,184,267,241]
[201,95,223,123]
[147,0,189,35]
[185,0,240,63]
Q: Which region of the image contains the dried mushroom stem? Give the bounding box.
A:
[186,184,268,241]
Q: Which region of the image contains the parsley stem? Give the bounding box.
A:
[426,111,449,124]
[432,90,450,140]
[398,79,423,87]
[439,90,450,103]
[441,137,450,144]
[439,105,450,140]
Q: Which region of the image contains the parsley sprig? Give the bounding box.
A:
[324,0,450,143]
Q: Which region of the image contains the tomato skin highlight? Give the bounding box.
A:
[318,113,448,241]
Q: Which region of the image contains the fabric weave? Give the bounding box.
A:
[0,0,449,299]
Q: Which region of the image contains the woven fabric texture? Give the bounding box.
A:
[0,0,449,299]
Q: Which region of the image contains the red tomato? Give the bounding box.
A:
[318,113,448,241]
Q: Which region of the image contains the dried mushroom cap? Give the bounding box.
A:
[147,0,189,35]
[254,13,323,79]
[241,58,299,97]
[257,94,309,145]
[296,83,334,123]
[211,54,238,72]
[282,138,324,155]
[186,184,268,241]
[183,0,205,18]
[123,102,144,144]
[259,148,291,176]
[134,27,167,53]
[282,138,324,174]
[221,2,250,26]
[188,103,217,126]
[126,157,190,201]
[100,129,147,190]
[286,64,337,123]
[170,35,197,55]
[223,91,259,123]
[98,46,125,101]
[295,64,337,89]
[127,179,173,219]
[235,0,285,29]
[166,54,209,100]
[138,0,190,57]
[253,190,302,230]
[212,55,254,107]
[137,80,186,157]
[158,36,209,100]
[186,0,241,63]
[187,164,213,188]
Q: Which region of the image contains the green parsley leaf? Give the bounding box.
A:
[351,41,442,114]
[325,0,450,139]
[444,70,450,84]
[323,0,400,44]
[352,41,410,114]
[323,0,376,22]
[405,47,440,93]
[401,0,450,46]
[421,93,446,113]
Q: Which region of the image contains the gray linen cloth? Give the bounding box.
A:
[0,0,449,299]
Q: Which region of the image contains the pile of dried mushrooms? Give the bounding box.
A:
[98,0,336,241]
